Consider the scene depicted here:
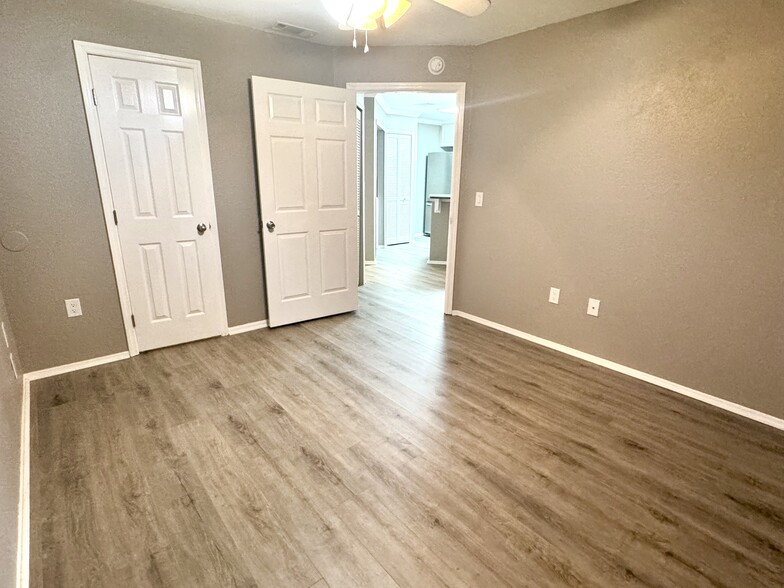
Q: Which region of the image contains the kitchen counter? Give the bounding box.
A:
[428,196,450,264]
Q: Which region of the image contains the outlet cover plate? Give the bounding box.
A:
[65,298,83,318]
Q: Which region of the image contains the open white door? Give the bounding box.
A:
[252,77,358,328]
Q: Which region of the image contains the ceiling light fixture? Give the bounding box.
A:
[321,0,412,52]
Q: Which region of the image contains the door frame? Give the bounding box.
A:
[347,82,466,315]
[73,41,229,357]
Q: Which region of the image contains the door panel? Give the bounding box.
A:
[278,233,311,301]
[90,55,225,351]
[271,138,307,211]
[252,76,358,327]
[319,230,350,294]
[384,133,413,245]
[316,139,348,209]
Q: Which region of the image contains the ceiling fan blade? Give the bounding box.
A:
[430,0,491,17]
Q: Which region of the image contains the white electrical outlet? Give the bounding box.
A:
[587,298,601,317]
[1,321,8,348]
[549,287,560,305]
[475,192,484,207]
[65,298,83,318]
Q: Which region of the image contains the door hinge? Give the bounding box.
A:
[91,88,97,106]
[112,210,118,225]
[131,314,136,328]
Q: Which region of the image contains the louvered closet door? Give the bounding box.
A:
[356,106,364,286]
[252,76,358,328]
[383,133,413,246]
[90,55,226,351]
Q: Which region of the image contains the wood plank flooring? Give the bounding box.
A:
[31,240,784,587]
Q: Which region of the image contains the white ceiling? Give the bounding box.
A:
[376,92,458,123]
[131,0,641,47]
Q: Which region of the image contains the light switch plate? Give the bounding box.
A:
[65,298,83,318]
[475,192,484,207]
[587,298,601,317]
[549,287,560,305]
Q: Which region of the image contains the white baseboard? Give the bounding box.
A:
[17,377,30,588]
[427,260,447,266]
[24,351,131,382]
[227,320,269,336]
[452,311,784,431]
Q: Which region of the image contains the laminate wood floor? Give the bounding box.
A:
[31,241,784,587]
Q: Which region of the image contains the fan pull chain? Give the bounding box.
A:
[364,30,370,53]
[353,28,358,49]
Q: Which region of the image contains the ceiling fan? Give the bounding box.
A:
[321,0,491,51]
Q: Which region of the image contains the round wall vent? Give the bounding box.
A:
[428,56,445,76]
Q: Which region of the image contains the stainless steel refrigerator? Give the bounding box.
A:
[423,151,453,236]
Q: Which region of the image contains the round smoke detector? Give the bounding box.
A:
[428,56,445,76]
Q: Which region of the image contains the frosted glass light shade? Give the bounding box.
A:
[321,0,410,31]
[321,0,386,26]
[381,0,411,28]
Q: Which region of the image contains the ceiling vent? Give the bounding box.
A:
[266,22,318,40]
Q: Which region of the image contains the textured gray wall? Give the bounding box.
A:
[0,0,335,370]
[0,284,22,588]
[1,0,781,420]
[454,0,784,418]
[333,45,474,87]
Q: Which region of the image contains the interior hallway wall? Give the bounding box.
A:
[454,0,784,418]
[0,0,335,370]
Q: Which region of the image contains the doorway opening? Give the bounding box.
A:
[351,84,465,316]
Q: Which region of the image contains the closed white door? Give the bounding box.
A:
[252,76,358,328]
[89,55,226,351]
[384,133,413,246]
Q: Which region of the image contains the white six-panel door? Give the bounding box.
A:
[252,77,358,328]
[89,55,226,351]
[383,132,413,246]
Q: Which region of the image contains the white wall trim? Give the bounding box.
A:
[427,260,447,266]
[73,41,230,357]
[453,311,784,431]
[227,320,269,335]
[347,82,466,316]
[16,377,30,588]
[12,318,265,586]
[16,350,130,586]
[24,352,131,382]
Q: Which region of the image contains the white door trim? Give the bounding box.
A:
[347,82,466,315]
[73,41,229,357]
